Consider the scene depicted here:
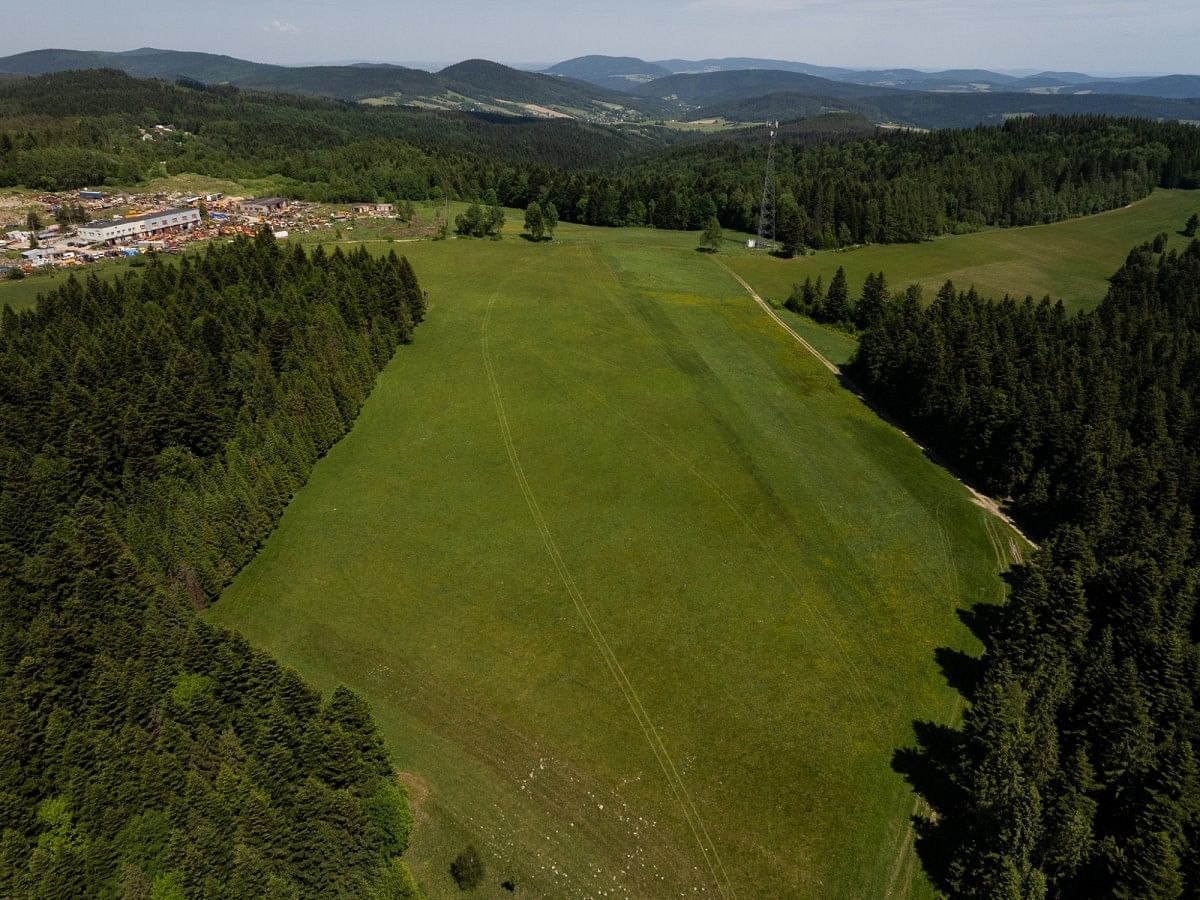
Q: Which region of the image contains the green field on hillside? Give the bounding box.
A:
[209,226,1020,898]
[0,259,141,311]
[5,188,1193,320]
[728,188,1200,313]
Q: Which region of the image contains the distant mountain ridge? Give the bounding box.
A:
[2,47,1197,130]
[544,54,1200,100]
[0,47,440,97]
[631,69,895,106]
[544,55,671,89]
[653,57,854,80]
[0,47,669,121]
[625,65,1200,128]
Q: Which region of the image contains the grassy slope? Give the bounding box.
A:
[209,221,1016,898]
[0,258,144,311]
[726,188,1200,313]
[6,186,1191,316]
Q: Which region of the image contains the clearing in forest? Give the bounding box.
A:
[210,225,1016,897]
[728,187,1200,315]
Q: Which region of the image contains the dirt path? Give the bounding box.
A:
[714,258,1037,551]
[715,261,841,376]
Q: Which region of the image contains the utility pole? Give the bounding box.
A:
[756,121,779,251]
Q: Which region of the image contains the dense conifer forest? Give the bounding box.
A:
[0,70,659,199]
[0,234,426,897]
[575,116,1200,245]
[848,240,1200,895]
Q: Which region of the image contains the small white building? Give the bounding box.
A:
[79,208,201,245]
[21,248,60,266]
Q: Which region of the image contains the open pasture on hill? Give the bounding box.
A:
[210,224,1019,898]
[727,188,1200,313]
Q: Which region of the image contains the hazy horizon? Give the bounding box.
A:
[4,0,1198,77]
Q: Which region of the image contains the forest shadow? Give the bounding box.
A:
[934,647,983,701]
[889,601,1012,888]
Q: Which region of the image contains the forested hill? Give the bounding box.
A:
[504,116,1200,248]
[0,235,428,896]
[0,48,669,118]
[0,70,666,197]
[701,87,1200,129]
[436,59,665,113]
[543,55,672,90]
[4,72,1199,254]
[851,239,1200,894]
[631,68,888,106]
[631,68,1200,127]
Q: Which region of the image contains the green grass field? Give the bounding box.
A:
[727,188,1200,313]
[6,188,1192,320]
[209,224,1021,898]
[0,258,147,311]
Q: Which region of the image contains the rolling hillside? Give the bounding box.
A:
[1079,74,1200,98]
[654,56,855,80]
[561,55,1200,99]
[672,70,1200,127]
[0,48,668,120]
[0,47,268,81]
[727,188,1200,317]
[209,219,1017,898]
[2,47,1195,126]
[0,47,441,98]
[633,68,888,106]
[437,59,669,117]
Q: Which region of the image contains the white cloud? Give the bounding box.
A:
[262,19,300,34]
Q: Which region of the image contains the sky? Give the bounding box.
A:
[4,0,1198,75]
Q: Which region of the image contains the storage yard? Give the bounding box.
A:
[0,188,417,279]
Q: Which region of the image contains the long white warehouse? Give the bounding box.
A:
[79,208,201,244]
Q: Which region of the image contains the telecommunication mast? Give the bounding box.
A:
[756,121,779,250]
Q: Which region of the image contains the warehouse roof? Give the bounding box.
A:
[82,208,197,229]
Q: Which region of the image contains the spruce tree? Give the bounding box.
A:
[855,271,889,331]
[822,267,852,326]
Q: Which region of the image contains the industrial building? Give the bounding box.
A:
[241,197,288,215]
[78,208,201,245]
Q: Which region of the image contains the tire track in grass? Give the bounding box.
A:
[481,287,735,899]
